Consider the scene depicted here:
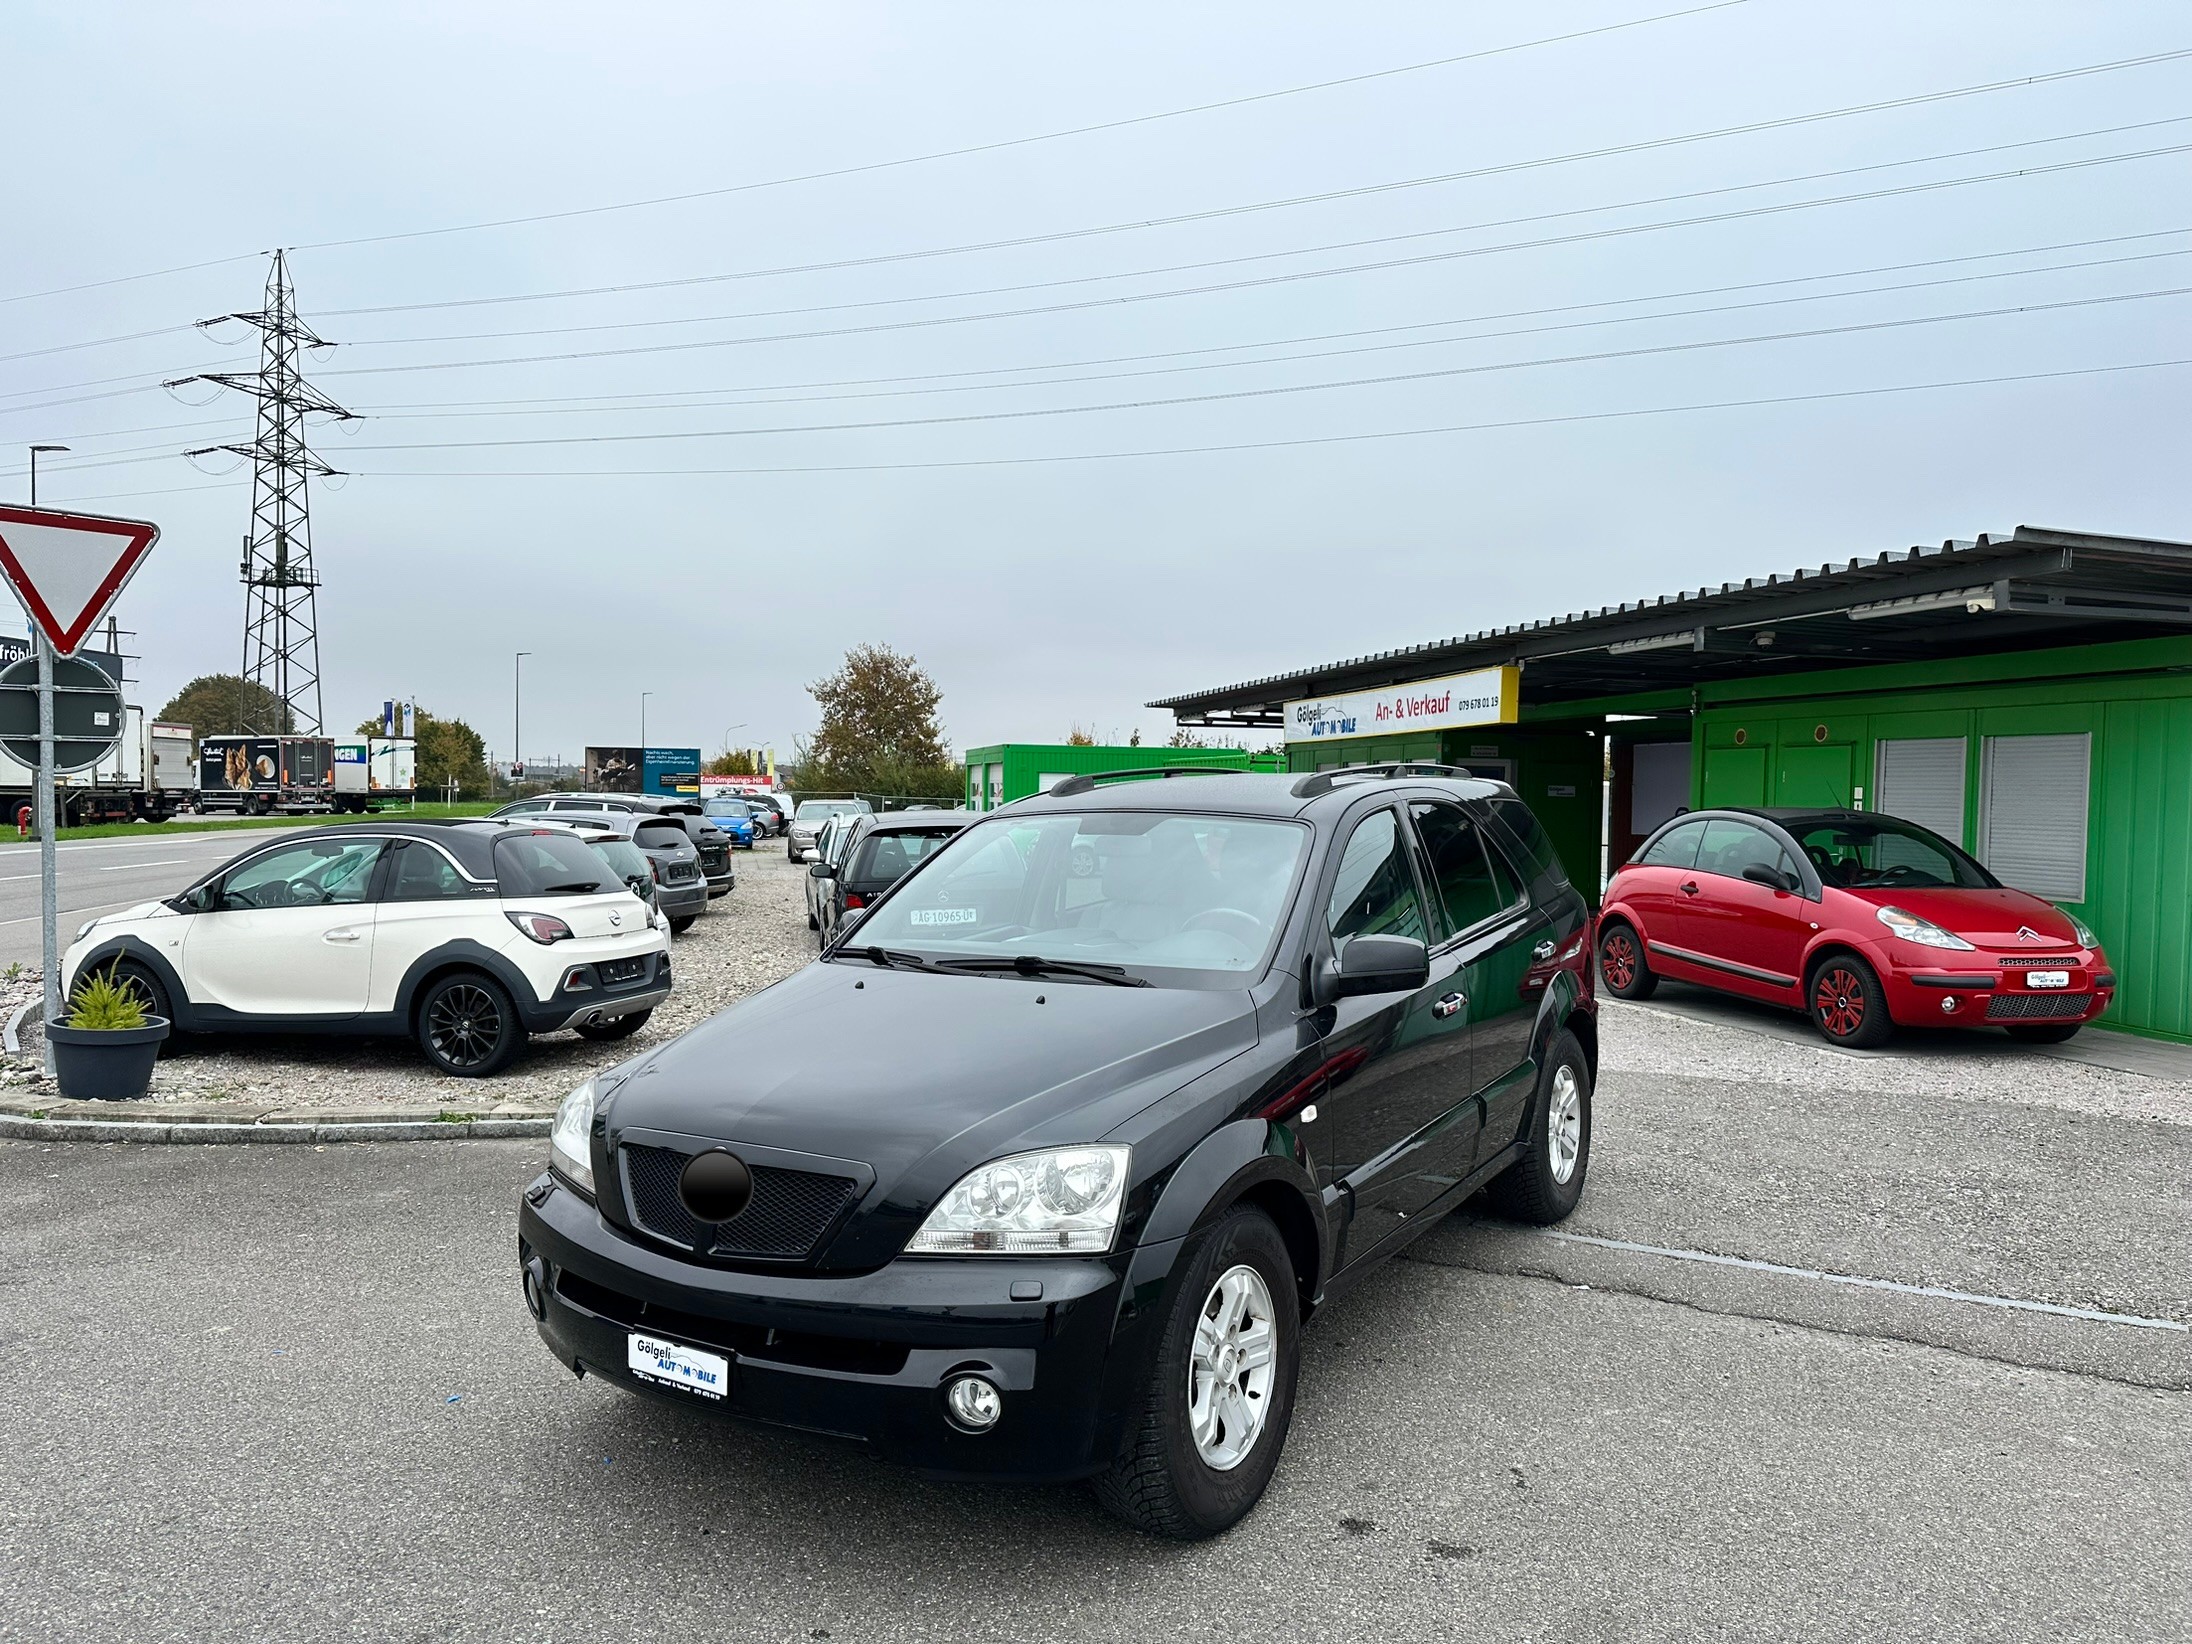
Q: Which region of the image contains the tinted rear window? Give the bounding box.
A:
[633,819,691,850]
[590,839,651,884]
[493,832,622,896]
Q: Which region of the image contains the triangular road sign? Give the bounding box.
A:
[0,504,160,657]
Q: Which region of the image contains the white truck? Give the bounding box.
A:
[0,711,195,826]
[333,737,418,812]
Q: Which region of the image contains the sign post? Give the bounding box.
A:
[0,505,159,1075]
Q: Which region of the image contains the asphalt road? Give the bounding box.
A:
[1,1065,2185,1642]
[0,827,290,970]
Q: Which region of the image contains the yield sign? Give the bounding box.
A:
[0,503,160,657]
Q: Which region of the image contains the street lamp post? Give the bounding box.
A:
[26,445,68,1075]
[640,691,652,753]
[513,651,531,786]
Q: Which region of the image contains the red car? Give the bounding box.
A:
[1596,808,2113,1048]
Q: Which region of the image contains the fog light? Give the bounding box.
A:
[521,1258,549,1321]
[944,1375,1001,1432]
[1942,996,1959,1014]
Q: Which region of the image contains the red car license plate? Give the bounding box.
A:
[2025,970,2071,989]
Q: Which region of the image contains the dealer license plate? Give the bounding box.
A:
[627,1332,728,1400]
[2025,970,2071,989]
[909,907,978,926]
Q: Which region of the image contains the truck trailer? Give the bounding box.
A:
[197,734,336,815]
[0,710,195,827]
[332,737,418,812]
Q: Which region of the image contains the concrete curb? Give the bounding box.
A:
[0,1107,552,1144]
[4,996,37,1057]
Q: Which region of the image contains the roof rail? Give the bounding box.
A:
[1289,761,1474,799]
[1044,765,1249,797]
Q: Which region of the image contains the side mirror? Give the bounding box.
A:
[1741,863,1796,893]
[170,883,215,914]
[808,860,834,879]
[837,907,868,939]
[1319,934,1430,1003]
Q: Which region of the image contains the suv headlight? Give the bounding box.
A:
[907,1145,1131,1255]
[550,1077,597,1196]
[1876,905,1975,950]
[2066,910,2100,949]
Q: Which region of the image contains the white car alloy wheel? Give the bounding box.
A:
[1187,1263,1277,1471]
[1547,1062,1583,1185]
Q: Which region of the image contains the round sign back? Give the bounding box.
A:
[0,654,127,774]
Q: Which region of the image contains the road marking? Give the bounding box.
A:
[99,859,185,871]
[0,831,280,861]
[1532,1229,2189,1333]
[0,897,147,929]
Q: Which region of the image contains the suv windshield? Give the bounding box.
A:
[494,831,622,896]
[796,800,863,822]
[703,798,751,818]
[842,811,1309,983]
[1790,817,1997,890]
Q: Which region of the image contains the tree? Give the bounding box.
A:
[353,705,490,798]
[155,675,294,749]
[1064,725,1097,747]
[1167,727,1245,750]
[706,748,759,776]
[801,643,961,801]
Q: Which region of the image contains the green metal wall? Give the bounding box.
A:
[1691,634,2192,1041]
[964,743,1280,809]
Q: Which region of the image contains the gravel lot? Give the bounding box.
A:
[2,851,816,1112]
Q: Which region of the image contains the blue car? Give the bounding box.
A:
[700,796,758,849]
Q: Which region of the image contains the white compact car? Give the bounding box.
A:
[62,821,672,1077]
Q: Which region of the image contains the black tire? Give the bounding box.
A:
[1596,920,1657,1000]
[668,914,698,934]
[2006,1022,2081,1044]
[106,960,176,1045]
[1485,1028,1593,1225]
[1807,953,1894,1049]
[576,1008,651,1042]
[416,971,525,1077]
[1090,1206,1300,1540]
[806,911,819,931]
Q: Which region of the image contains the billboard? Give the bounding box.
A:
[584,745,642,792]
[642,746,704,796]
[1284,665,1520,744]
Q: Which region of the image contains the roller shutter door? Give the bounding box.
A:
[1979,733,2090,901]
[1874,737,1968,845]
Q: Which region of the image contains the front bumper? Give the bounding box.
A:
[517,1175,1175,1481]
[1884,947,2114,1028]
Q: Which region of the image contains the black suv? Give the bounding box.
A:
[518,765,1595,1538]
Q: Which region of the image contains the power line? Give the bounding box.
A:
[339,226,2192,415]
[317,139,2192,378]
[289,2,1754,255]
[327,242,2192,421]
[331,116,2192,350]
[331,284,2192,453]
[317,45,2192,323]
[342,356,2192,478]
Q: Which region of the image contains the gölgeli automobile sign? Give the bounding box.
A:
[1285,665,1520,743]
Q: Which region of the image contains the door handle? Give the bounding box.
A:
[1680,880,1701,896]
[1532,939,1558,961]
[323,928,361,944]
[1431,991,1466,1019]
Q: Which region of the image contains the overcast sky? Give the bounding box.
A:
[5,1,2189,767]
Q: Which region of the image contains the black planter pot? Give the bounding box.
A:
[47,1017,170,1101]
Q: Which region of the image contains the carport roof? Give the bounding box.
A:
[1152,526,2192,726]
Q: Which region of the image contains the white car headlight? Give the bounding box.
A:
[2067,911,2100,949]
[550,1077,598,1195]
[907,1145,1130,1255]
[1876,905,1974,950]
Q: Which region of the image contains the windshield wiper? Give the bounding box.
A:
[538,881,609,895]
[931,955,1151,988]
[851,945,954,974]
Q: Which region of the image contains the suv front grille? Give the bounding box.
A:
[621,1143,860,1261]
[1985,993,2089,1021]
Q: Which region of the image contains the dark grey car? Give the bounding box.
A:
[534,813,708,932]
[813,814,968,947]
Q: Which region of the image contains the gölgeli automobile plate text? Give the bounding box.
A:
[627,1332,728,1400]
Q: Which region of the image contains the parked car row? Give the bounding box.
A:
[806,810,969,947]
[492,792,736,929]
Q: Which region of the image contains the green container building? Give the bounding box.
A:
[1151,527,2192,1042]
[964,743,1283,812]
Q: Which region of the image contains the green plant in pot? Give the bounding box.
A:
[47,962,171,1101]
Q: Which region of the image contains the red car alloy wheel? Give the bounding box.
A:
[1601,929,1638,990]
[1813,965,1867,1038]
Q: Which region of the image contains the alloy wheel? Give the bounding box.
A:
[1187,1263,1277,1472]
[1813,966,1866,1038]
[1547,1063,1583,1184]
[1601,929,1637,990]
[426,983,504,1069]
